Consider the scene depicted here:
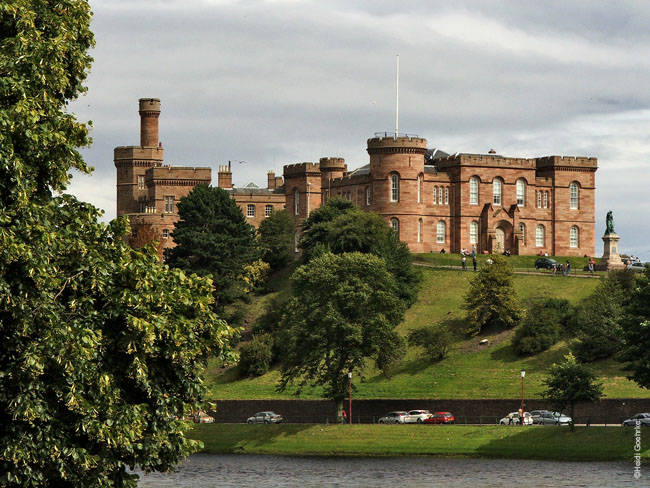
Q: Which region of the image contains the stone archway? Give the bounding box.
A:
[495,227,505,253]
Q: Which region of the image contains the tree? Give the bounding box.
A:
[513,298,572,356]
[277,253,405,401]
[621,267,650,389]
[571,270,635,362]
[257,209,294,270]
[238,334,274,377]
[542,354,603,431]
[408,325,452,362]
[298,197,356,262]
[164,184,258,309]
[462,255,523,336]
[0,3,237,485]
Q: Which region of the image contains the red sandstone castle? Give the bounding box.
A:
[116,99,597,256]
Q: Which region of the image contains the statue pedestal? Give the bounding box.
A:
[598,233,625,271]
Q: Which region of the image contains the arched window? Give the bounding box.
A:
[493,178,502,206]
[519,223,526,245]
[444,187,449,205]
[390,218,399,237]
[437,221,446,243]
[432,186,437,204]
[366,186,371,206]
[536,225,545,247]
[417,175,422,203]
[469,221,478,244]
[390,174,400,202]
[294,188,299,216]
[516,179,525,206]
[417,219,422,243]
[469,177,479,205]
[570,182,579,209]
[570,226,579,248]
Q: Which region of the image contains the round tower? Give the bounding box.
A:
[139,98,161,147]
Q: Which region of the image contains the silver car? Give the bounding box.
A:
[622,413,650,427]
[403,410,432,424]
[378,411,408,424]
[246,411,283,424]
[537,411,572,425]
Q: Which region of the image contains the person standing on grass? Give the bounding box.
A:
[341,409,347,423]
[564,261,571,276]
[472,255,477,271]
[588,258,595,276]
[462,255,467,270]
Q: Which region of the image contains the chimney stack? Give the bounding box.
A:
[139,98,161,147]
[218,164,233,189]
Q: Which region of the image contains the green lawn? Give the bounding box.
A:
[189,423,650,462]
[206,265,650,400]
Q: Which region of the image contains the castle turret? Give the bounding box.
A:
[139,98,161,147]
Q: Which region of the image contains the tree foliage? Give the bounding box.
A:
[128,222,164,260]
[277,253,405,401]
[462,255,523,336]
[407,325,451,362]
[621,267,650,389]
[542,353,603,430]
[571,270,635,362]
[0,3,237,485]
[164,184,258,309]
[257,209,294,270]
[513,298,572,356]
[298,197,356,262]
[238,334,274,378]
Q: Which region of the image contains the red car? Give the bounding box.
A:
[423,411,455,424]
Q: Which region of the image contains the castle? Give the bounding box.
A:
[115,99,597,256]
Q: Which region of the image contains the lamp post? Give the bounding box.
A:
[348,372,352,425]
[520,369,526,426]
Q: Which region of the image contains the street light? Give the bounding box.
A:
[348,372,352,425]
[520,369,526,426]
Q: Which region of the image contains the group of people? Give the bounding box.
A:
[552,261,572,276]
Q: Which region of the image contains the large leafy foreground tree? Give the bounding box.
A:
[0,2,236,486]
[278,253,405,402]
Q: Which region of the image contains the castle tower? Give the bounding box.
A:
[114,98,164,217]
[367,134,427,249]
[318,157,346,203]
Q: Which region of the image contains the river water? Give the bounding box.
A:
[136,454,645,487]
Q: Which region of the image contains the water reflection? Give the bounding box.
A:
[136,454,643,487]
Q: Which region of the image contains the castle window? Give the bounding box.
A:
[131,228,138,238]
[444,187,449,205]
[247,204,255,217]
[417,219,422,243]
[265,205,273,216]
[519,223,526,245]
[433,187,437,204]
[163,229,169,239]
[138,200,146,213]
[570,226,579,248]
[469,177,479,205]
[543,192,548,209]
[164,196,174,213]
[417,175,422,203]
[437,221,446,243]
[390,218,399,237]
[390,174,400,202]
[537,191,542,208]
[493,178,502,206]
[536,225,545,247]
[570,182,579,209]
[138,175,145,189]
[366,186,371,206]
[438,186,443,204]
[516,179,525,206]
[469,221,478,244]
[294,188,299,215]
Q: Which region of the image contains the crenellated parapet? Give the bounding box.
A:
[536,155,598,171]
[283,162,321,176]
[366,134,428,155]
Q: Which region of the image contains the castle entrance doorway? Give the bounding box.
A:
[495,227,505,253]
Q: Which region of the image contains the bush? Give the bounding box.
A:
[408,325,451,362]
[238,334,274,377]
[513,298,572,356]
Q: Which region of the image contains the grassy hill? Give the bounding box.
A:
[206,257,650,400]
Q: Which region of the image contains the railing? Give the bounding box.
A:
[373,131,420,139]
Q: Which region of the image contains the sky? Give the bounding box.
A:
[66,0,650,260]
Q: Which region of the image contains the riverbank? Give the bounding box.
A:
[189,424,649,462]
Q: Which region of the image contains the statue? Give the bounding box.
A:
[605,210,615,235]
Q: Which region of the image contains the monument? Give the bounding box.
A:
[598,210,625,271]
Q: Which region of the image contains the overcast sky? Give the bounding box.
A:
[66,0,650,259]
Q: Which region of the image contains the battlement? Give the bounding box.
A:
[536,155,598,169]
[367,134,428,155]
[114,146,164,163]
[319,157,346,171]
[437,153,536,169]
[283,162,321,176]
[147,165,211,183]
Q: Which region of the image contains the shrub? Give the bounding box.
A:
[238,334,274,377]
[408,325,451,362]
[513,298,572,356]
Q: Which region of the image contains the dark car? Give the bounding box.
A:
[622,413,650,427]
[535,257,558,270]
[423,412,455,425]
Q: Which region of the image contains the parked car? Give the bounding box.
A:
[247,411,283,424]
[423,412,455,425]
[535,258,558,270]
[499,412,533,425]
[530,410,552,425]
[622,413,650,427]
[627,262,647,273]
[537,411,572,426]
[403,410,432,424]
[188,411,214,423]
[378,411,408,424]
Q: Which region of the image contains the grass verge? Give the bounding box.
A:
[189,423,650,462]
